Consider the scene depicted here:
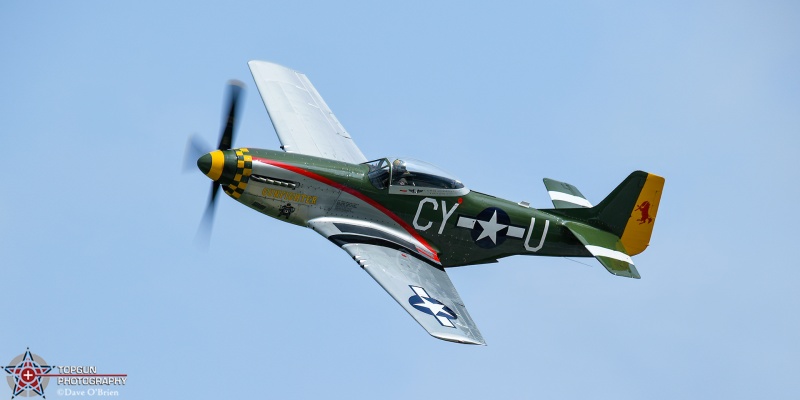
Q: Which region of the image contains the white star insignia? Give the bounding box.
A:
[412,296,453,318]
[476,210,507,243]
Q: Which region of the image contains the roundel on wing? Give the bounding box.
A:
[409,295,456,318]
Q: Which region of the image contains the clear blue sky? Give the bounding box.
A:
[2,1,798,399]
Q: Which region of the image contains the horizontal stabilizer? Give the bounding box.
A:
[564,221,640,279]
[543,178,592,209]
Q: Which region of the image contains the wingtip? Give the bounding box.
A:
[432,332,486,346]
[247,60,296,72]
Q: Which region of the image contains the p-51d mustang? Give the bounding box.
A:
[191,61,665,345]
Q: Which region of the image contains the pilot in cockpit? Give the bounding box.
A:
[392,159,413,186]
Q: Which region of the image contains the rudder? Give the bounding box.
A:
[593,171,665,255]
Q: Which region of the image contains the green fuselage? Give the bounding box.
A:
[218,148,591,267]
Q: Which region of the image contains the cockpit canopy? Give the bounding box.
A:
[364,157,469,196]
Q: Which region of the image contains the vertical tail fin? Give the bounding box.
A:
[549,171,665,256]
[544,171,664,278]
[591,171,665,255]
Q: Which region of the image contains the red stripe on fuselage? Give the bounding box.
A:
[252,157,440,263]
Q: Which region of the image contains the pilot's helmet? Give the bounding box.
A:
[393,159,408,174]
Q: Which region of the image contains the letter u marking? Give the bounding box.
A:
[524,218,549,252]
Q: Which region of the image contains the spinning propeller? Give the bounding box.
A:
[184,80,245,243]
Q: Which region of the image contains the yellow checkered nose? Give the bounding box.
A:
[197,148,253,199]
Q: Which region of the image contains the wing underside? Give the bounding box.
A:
[341,243,485,345]
[248,61,367,164]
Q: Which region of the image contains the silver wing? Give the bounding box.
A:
[341,243,485,345]
[248,61,367,164]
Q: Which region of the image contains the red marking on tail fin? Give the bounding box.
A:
[634,201,653,224]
